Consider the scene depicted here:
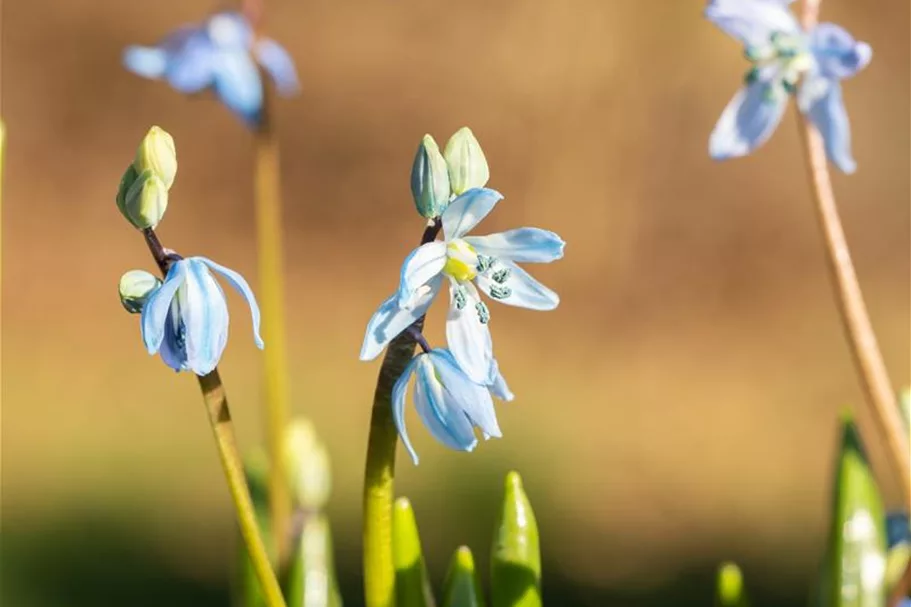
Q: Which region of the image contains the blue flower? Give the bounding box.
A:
[886,511,910,549]
[359,187,565,383]
[123,12,299,125]
[141,256,263,375]
[392,349,504,464]
[705,0,871,173]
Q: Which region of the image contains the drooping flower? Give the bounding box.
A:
[140,256,263,375]
[360,187,565,383]
[123,12,299,125]
[392,349,503,464]
[705,0,871,173]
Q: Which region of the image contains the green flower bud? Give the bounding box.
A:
[491,471,541,607]
[118,269,161,313]
[284,418,331,510]
[444,127,489,196]
[135,126,177,190]
[411,134,451,218]
[393,497,436,607]
[442,546,485,607]
[120,168,168,229]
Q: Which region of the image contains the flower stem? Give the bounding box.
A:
[198,370,289,607]
[363,219,441,607]
[141,228,287,607]
[798,0,910,509]
[253,78,293,568]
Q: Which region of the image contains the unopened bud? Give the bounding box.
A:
[134,126,177,189]
[119,269,161,313]
[119,168,168,229]
[284,418,331,510]
[443,127,489,196]
[410,134,451,218]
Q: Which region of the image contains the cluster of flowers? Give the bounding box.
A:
[117,127,263,376]
[358,128,565,463]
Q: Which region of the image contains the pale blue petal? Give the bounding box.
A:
[141,261,186,354]
[487,358,514,402]
[445,282,493,384]
[360,276,442,361]
[441,188,504,240]
[158,307,188,372]
[181,259,229,376]
[165,33,217,94]
[464,228,565,263]
[811,23,872,80]
[391,356,421,464]
[255,38,300,95]
[205,12,253,50]
[709,77,788,160]
[123,46,168,80]
[431,350,502,439]
[213,51,263,124]
[886,511,910,549]
[803,80,856,173]
[704,0,799,47]
[476,261,559,311]
[197,257,264,348]
[414,356,478,453]
[396,241,447,308]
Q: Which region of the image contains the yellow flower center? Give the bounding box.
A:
[442,240,478,282]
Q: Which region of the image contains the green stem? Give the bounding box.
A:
[254,79,293,567]
[798,0,910,509]
[363,220,441,607]
[198,370,289,607]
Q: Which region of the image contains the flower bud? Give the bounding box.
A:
[410,134,451,218]
[119,269,161,314]
[134,126,177,189]
[283,418,331,510]
[120,168,169,229]
[443,127,489,196]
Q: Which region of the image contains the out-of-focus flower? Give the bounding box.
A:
[123,12,299,125]
[705,0,871,173]
[140,256,263,375]
[391,349,502,464]
[360,187,564,383]
[119,269,162,313]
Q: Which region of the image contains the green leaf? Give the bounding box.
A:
[393,497,436,607]
[714,562,749,607]
[491,471,541,607]
[442,546,485,607]
[814,413,887,607]
[284,514,343,607]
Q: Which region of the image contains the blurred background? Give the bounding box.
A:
[2,0,908,605]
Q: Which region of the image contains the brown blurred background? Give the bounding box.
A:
[2,0,909,605]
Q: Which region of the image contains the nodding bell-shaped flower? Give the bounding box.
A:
[444,127,489,196]
[360,187,565,384]
[119,269,162,314]
[392,349,503,465]
[411,134,452,218]
[705,0,872,173]
[140,256,263,376]
[123,12,299,125]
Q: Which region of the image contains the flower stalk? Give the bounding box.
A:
[798,0,910,509]
[141,226,287,607]
[363,219,441,607]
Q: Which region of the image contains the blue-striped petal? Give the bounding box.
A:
[255,38,300,95]
[213,51,263,124]
[391,356,421,464]
[197,256,264,348]
[464,228,565,264]
[441,188,504,240]
[141,261,187,354]
[396,241,447,308]
[800,78,856,173]
[487,358,514,402]
[709,76,788,160]
[811,23,872,81]
[123,46,168,80]
[360,275,442,361]
[413,355,478,454]
[704,0,799,47]
[431,349,501,440]
[180,259,229,376]
[158,307,189,372]
[445,282,493,384]
[476,261,559,311]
